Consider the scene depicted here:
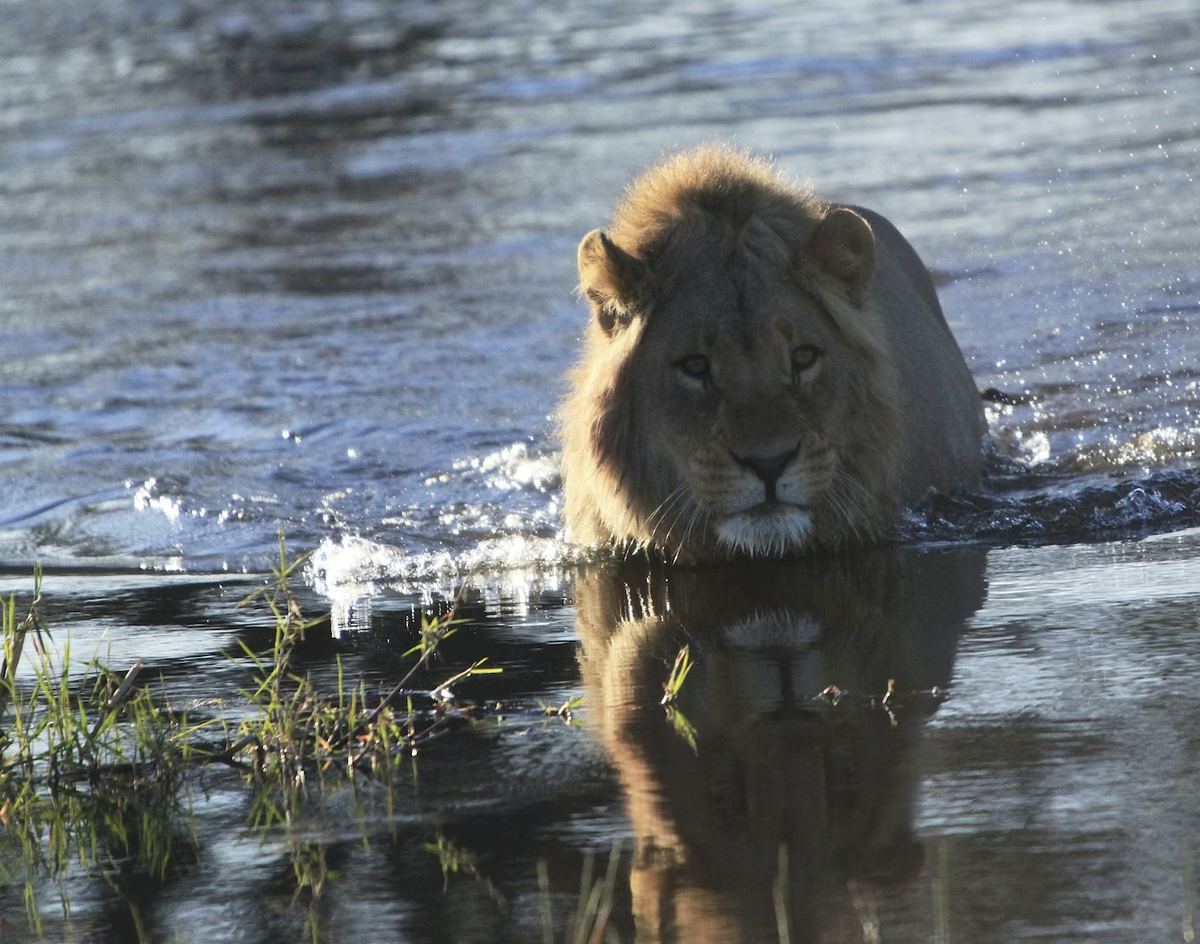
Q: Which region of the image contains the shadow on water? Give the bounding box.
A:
[574,549,987,941]
[179,6,445,104]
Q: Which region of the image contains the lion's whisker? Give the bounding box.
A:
[670,505,698,564]
[828,472,867,540]
[646,483,691,531]
[652,485,695,551]
[676,504,710,562]
[663,496,700,558]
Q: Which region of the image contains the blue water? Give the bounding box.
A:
[1,0,1198,576]
[3,1,1200,940]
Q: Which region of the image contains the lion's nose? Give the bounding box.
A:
[732,448,797,503]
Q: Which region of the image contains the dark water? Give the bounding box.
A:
[2,0,1200,940]
[8,536,1200,941]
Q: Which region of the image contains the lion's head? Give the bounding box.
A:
[559,147,908,561]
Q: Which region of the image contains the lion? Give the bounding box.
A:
[558,146,985,560]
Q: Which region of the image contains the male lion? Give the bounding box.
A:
[559,147,985,560]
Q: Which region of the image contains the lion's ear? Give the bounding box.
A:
[805,208,876,304]
[578,229,651,336]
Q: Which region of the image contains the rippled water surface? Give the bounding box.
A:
[2,0,1198,571]
[2,0,1200,940]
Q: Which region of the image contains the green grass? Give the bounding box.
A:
[540,838,624,944]
[0,565,198,935]
[0,538,518,940]
[660,644,698,752]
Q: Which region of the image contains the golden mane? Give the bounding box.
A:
[605,147,826,277]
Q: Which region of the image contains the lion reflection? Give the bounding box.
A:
[574,549,987,942]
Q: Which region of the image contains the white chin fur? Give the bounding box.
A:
[715,506,813,557]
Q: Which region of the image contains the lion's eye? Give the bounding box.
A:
[675,354,711,381]
[791,345,822,372]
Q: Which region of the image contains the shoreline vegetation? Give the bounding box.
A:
[0,538,602,942]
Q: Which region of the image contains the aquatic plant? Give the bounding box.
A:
[660,644,699,752]
[0,565,200,936]
[0,541,512,939]
[229,541,501,810]
[540,694,586,724]
[539,838,624,944]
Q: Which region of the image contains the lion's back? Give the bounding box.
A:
[857,207,985,499]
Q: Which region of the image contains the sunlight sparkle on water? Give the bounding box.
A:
[132,478,183,522]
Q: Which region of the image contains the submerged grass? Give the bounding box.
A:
[540,838,624,944]
[0,538,518,939]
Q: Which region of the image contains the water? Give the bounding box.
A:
[2,0,1198,572]
[1,0,1199,939]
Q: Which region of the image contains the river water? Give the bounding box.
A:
[1,0,1199,940]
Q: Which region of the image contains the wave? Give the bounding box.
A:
[308,468,1200,599]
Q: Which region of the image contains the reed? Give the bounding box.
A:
[0,565,199,935]
[0,539,507,938]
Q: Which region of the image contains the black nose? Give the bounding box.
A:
[732,448,797,502]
